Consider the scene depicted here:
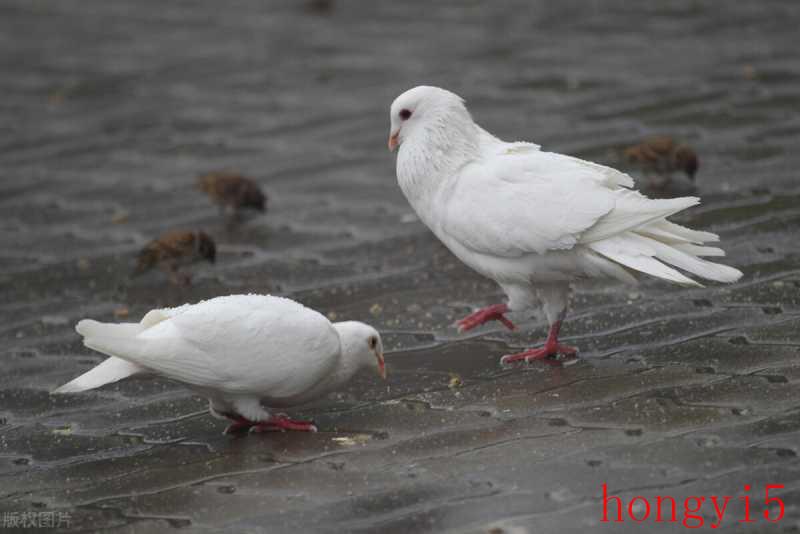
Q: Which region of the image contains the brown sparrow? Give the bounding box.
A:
[197,171,267,217]
[133,230,216,286]
[624,136,699,189]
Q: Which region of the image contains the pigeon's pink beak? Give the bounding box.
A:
[376,351,386,380]
[388,131,400,152]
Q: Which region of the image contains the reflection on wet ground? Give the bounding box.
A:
[1,0,800,532]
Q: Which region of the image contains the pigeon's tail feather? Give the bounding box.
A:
[53,320,150,394]
[76,319,145,339]
[589,235,700,286]
[671,243,725,257]
[648,238,742,283]
[639,219,720,244]
[637,220,742,283]
[589,227,742,286]
[580,193,700,244]
[53,356,143,393]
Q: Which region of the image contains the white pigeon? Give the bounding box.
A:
[388,86,742,364]
[54,294,386,433]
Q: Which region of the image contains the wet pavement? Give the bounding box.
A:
[2,0,800,532]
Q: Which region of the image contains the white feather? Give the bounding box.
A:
[671,243,725,257]
[53,319,153,393]
[588,234,701,287]
[53,356,143,394]
[579,192,700,244]
[640,219,720,244]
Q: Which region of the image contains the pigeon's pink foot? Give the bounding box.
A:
[499,319,578,365]
[457,303,516,332]
[251,414,318,433]
[500,343,578,364]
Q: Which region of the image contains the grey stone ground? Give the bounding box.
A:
[1,1,800,532]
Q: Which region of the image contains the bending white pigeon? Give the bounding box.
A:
[388,86,742,364]
[54,294,386,433]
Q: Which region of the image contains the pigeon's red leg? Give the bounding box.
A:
[500,320,577,364]
[457,303,516,332]
[251,414,318,433]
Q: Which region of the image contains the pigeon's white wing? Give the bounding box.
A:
[440,150,702,258]
[477,126,541,155]
[551,153,634,189]
[439,150,618,257]
[437,148,741,285]
[83,295,341,397]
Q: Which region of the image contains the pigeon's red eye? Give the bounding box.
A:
[399,109,412,120]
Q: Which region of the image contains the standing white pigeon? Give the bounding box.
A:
[54,294,386,433]
[388,86,742,365]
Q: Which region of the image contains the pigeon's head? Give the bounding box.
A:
[388,85,470,152]
[334,321,386,379]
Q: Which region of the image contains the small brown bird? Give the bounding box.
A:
[197,171,267,217]
[624,136,699,189]
[133,230,216,286]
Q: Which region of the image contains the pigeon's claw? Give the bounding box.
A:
[456,303,516,332]
[223,419,253,434]
[500,319,577,366]
[251,415,318,433]
[500,343,578,365]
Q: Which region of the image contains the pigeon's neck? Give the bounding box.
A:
[326,354,362,392]
[319,323,370,392]
[396,111,480,217]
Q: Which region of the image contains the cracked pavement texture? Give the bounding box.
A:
[1,0,800,532]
